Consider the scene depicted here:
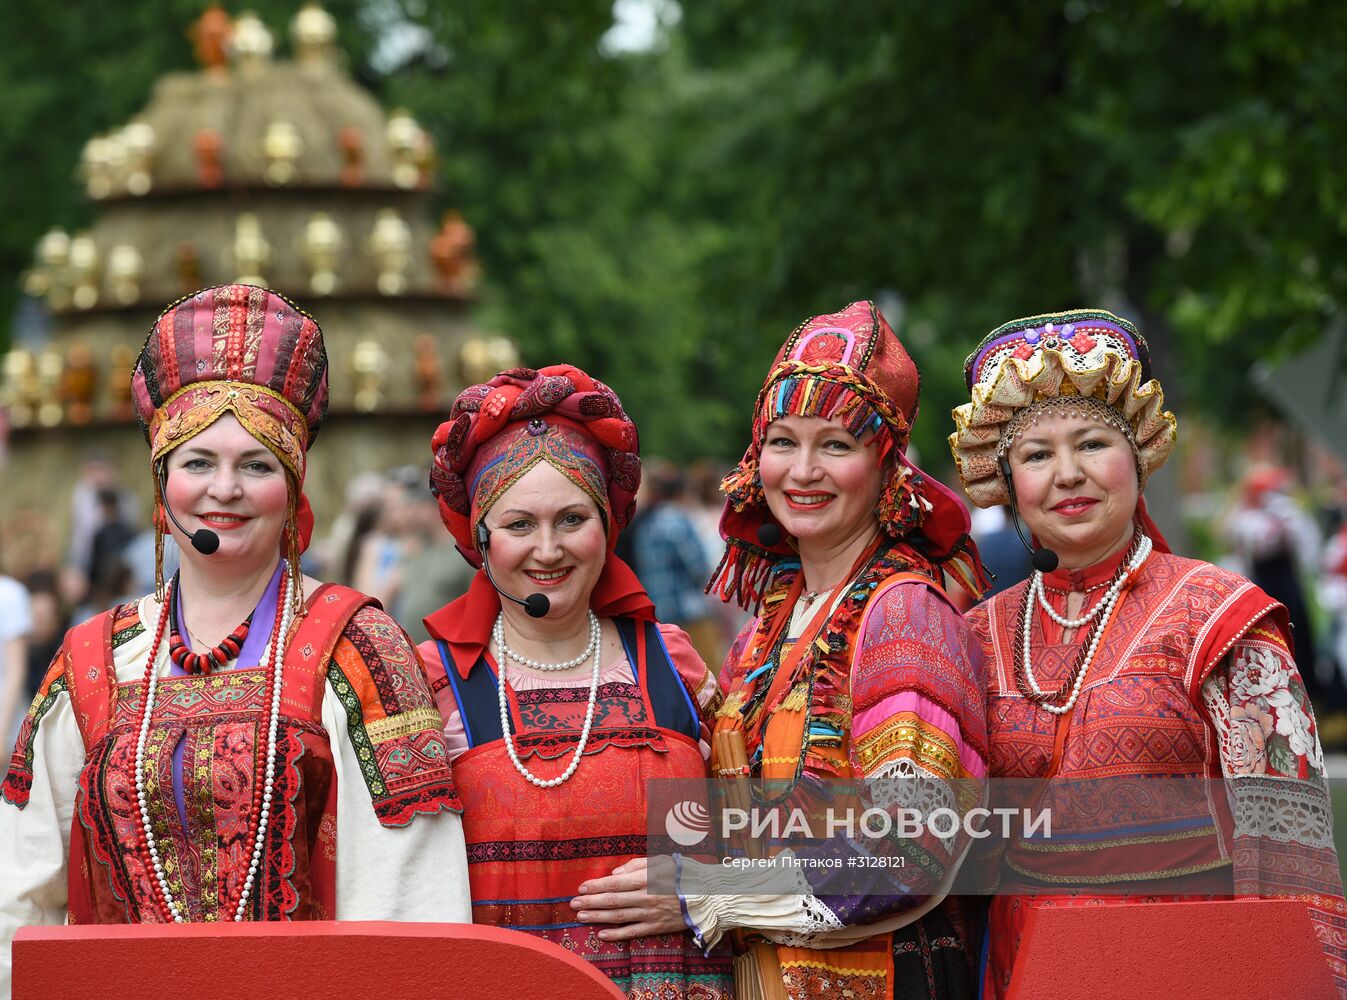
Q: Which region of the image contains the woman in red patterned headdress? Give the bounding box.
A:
[950,309,1347,997]
[0,286,469,995]
[419,364,733,999]
[579,302,993,1000]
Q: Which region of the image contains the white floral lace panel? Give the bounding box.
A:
[1229,773,1334,850]
[865,757,960,853]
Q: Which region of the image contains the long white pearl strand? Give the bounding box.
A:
[493,609,600,670]
[1019,534,1152,716]
[135,568,294,922]
[494,610,602,788]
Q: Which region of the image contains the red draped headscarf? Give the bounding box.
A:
[424,364,654,678]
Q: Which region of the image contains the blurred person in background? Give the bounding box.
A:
[386,467,473,642]
[630,460,720,668]
[1224,466,1347,742]
[969,504,1034,600]
[322,470,386,586]
[19,573,65,711]
[62,450,138,609]
[0,539,33,748]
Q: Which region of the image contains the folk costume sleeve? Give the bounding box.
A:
[1200,614,1347,995]
[659,622,721,758]
[0,654,83,998]
[322,605,470,921]
[684,582,988,948]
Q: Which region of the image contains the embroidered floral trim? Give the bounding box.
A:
[2,674,68,808]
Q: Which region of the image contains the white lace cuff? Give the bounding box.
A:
[677,851,844,951]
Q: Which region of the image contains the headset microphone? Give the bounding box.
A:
[756,521,784,547]
[476,523,550,619]
[998,456,1059,574]
[158,465,221,555]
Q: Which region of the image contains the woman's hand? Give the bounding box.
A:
[570,856,686,940]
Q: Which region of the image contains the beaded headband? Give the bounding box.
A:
[998,395,1140,462]
[949,308,1177,508]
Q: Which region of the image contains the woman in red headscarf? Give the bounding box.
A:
[0,286,468,995]
[577,302,992,1000]
[420,364,733,999]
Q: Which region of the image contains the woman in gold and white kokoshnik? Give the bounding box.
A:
[0,285,469,996]
[576,301,993,1000]
[949,308,1347,997]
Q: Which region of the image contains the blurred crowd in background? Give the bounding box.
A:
[6,449,1347,751]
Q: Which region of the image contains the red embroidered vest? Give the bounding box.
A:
[63,585,371,923]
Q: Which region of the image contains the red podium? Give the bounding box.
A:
[1006,899,1336,1000]
[12,921,627,1000]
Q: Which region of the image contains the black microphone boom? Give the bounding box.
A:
[161,497,220,555]
[476,524,551,618]
[998,457,1058,574]
[157,464,220,555]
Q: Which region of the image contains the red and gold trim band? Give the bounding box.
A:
[149,380,309,479]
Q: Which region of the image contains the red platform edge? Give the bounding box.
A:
[13,920,628,1000]
[1006,898,1335,1000]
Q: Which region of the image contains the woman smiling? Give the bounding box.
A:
[950,308,1347,997]
[0,286,469,995]
[419,364,733,999]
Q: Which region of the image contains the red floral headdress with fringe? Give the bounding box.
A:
[710,300,989,610]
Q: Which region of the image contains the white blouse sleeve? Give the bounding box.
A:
[321,684,472,922]
[0,691,83,998]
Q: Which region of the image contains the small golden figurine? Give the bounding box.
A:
[350,338,388,413]
[303,212,343,295]
[429,209,478,294]
[369,209,411,295]
[386,110,425,190]
[106,244,144,305]
[69,233,100,310]
[264,121,303,186]
[292,4,337,68]
[412,333,443,411]
[81,135,121,200]
[232,213,271,286]
[230,12,274,71]
[458,335,520,386]
[2,349,39,428]
[61,341,99,426]
[36,349,65,427]
[122,122,157,196]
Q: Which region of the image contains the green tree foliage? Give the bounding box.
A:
[5,0,1345,466]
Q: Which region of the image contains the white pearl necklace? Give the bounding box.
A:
[1032,535,1153,628]
[1019,534,1152,716]
[495,611,602,788]
[135,569,294,922]
[492,610,600,670]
